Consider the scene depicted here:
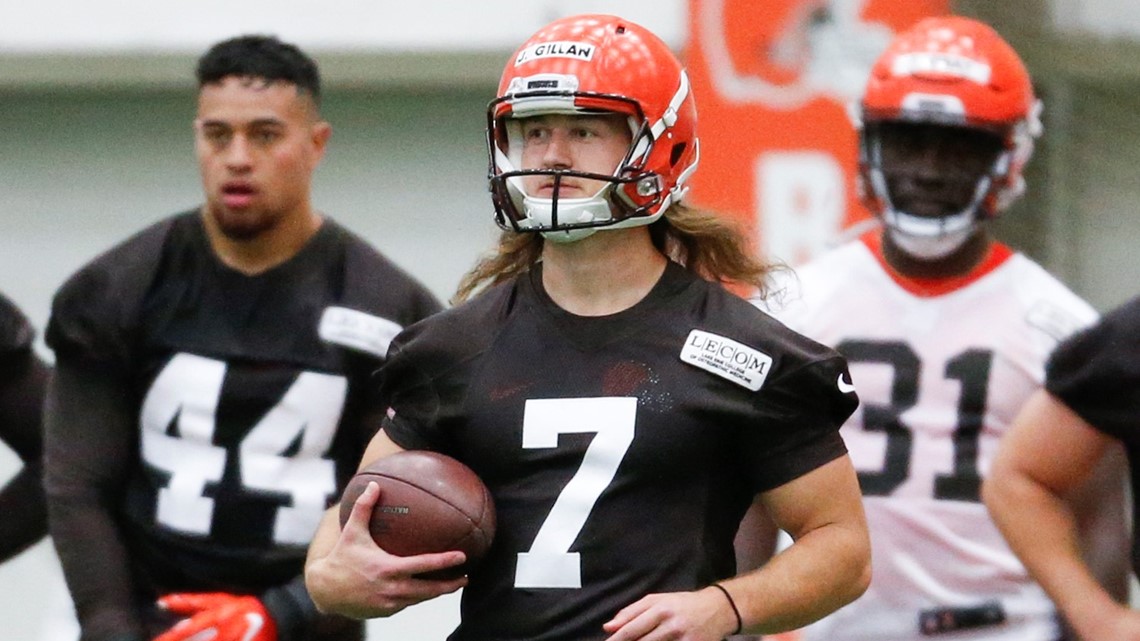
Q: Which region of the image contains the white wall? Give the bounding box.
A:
[11,0,1140,52]
[0,88,498,341]
[1052,0,1140,36]
[0,2,685,92]
[0,0,685,53]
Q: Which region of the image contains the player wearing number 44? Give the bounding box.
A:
[306,13,871,641]
[42,35,441,641]
[742,16,1129,641]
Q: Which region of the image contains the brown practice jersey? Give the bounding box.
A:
[45,211,441,641]
[0,292,49,562]
[379,261,857,641]
[1046,294,1140,577]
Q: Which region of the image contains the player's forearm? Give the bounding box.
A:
[983,469,1111,638]
[0,462,48,561]
[304,506,348,612]
[48,496,145,640]
[1069,441,1131,605]
[726,519,871,634]
[44,363,146,640]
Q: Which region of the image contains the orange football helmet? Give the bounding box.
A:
[854,16,1041,256]
[487,14,699,242]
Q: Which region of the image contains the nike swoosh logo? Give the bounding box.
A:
[241,613,264,641]
[186,629,219,641]
[837,374,856,394]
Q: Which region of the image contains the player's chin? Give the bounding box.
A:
[210,207,276,241]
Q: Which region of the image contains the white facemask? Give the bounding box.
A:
[521,192,611,243]
[886,226,974,260]
[509,177,665,244]
[882,208,976,260]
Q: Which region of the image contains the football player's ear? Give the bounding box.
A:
[308,120,332,166]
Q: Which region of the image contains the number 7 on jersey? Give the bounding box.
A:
[515,397,636,589]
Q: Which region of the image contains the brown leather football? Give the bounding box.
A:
[339,450,495,580]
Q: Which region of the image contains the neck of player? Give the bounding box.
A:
[541,226,667,317]
[201,206,324,276]
[882,227,993,280]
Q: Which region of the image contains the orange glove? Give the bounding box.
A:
[155,592,277,641]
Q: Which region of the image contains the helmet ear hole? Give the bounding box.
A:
[670,142,687,167]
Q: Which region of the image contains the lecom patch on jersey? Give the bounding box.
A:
[318,306,403,358]
[680,330,773,391]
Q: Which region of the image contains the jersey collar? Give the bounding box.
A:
[860,230,1014,298]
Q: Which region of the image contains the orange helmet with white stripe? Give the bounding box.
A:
[487,14,699,242]
[855,16,1041,256]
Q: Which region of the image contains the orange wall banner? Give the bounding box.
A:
[685,0,950,266]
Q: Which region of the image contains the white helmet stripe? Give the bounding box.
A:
[649,70,691,140]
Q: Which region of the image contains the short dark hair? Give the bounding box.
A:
[196,34,322,106]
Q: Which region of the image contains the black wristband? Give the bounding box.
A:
[711,582,743,635]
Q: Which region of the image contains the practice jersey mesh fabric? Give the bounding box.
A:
[762,233,1097,641]
[379,261,857,641]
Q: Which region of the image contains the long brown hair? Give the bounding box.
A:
[452,204,781,305]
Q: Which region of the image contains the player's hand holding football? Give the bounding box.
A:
[305,481,468,619]
[601,587,743,641]
[155,592,275,641]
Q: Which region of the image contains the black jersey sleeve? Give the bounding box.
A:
[374,329,451,452]
[41,221,172,641]
[374,286,511,453]
[336,222,444,327]
[44,360,145,641]
[744,342,857,493]
[0,294,50,563]
[1045,295,1140,444]
[45,219,172,370]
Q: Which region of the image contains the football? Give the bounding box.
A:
[338,450,496,580]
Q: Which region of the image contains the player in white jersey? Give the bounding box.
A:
[747,16,1128,641]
